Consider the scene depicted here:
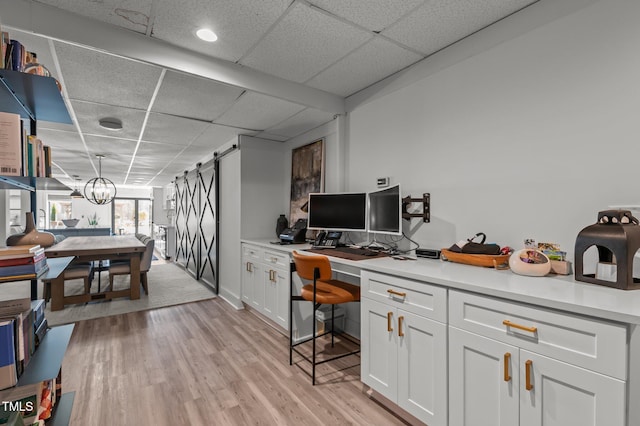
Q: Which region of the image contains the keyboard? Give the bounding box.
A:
[334,246,378,256]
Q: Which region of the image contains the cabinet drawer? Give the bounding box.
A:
[449,290,627,379]
[361,270,446,323]
[242,244,263,261]
[263,249,289,268]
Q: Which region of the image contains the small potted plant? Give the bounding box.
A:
[87,212,99,228]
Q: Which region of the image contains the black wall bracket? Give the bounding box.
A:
[402,193,430,223]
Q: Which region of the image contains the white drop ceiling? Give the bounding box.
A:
[1,0,538,188]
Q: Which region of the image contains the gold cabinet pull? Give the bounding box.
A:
[398,316,404,337]
[387,312,393,332]
[504,352,511,382]
[387,289,407,298]
[246,262,252,272]
[269,270,276,282]
[503,320,537,334]
[525,360,533,391]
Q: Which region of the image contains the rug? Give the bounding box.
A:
[0,262,216,326]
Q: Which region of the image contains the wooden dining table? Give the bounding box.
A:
[45,235,146,311]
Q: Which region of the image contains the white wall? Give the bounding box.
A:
[219,145,242,308]
[346,0,640,264]
[240,135,287,240]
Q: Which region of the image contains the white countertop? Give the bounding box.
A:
[242,239,640,325]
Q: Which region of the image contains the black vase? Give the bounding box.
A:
[276,214,288,237]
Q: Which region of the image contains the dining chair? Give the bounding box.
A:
[108,235,154,294]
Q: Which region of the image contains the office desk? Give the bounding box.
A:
[45,235,146,311]
[243,239,640,426]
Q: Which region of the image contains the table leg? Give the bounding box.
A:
[130,255,141,300]
[50,275,65,311]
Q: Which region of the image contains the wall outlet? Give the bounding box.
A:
[377,177,389,187]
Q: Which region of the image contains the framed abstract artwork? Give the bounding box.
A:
[289,139,324,226]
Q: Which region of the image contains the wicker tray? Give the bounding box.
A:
[441,248,510,269]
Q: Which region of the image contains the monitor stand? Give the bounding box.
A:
[366,235,387,251]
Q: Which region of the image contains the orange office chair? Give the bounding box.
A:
[290,250,360,385]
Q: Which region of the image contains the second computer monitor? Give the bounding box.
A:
[368,184,402,236]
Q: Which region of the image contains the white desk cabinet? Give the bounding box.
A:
[241,243,289,330]
[361,271,447,426]
[448,290,626,426]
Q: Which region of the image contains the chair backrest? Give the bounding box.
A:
[140,236,155,273]
[291,250,332,281]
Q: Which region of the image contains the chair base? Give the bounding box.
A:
[289,302,361,385]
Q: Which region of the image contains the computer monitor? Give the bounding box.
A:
[307,192,367,232]
[368,184,402,236]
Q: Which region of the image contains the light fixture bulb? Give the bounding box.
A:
[196,28,218,42]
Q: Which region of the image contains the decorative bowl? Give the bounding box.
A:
[62,218,80,228]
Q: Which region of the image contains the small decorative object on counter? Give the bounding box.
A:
[441,233,510,269]
[276,214,288,238]
[448,232,501,255]
[509,249,552,276]
[575,209,640,290]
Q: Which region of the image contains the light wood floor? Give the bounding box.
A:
[62,297,409,425]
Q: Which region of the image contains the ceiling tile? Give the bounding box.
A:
[382,0,537,56]
[135,141,185,166]
[240,2,372,83]
[191,124,242,148]
[35,0,154,34]
[151,0,292,62]
[265,108,335,138]
[307,0,425,32]
[215,92,305,130]
[33,128,84,152]
[83,135,137,169]
[142,113,210,145]
[151,70,244,121]
[53,41,163,109]
[306,37,423,96]
[70,101,145,141]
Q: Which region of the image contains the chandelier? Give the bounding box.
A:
[69,175,84,198]
[84,154,117,205]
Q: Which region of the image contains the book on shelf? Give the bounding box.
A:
[0,299,30,318]
[0,308,34,379]
[33,318,47,348]
[42,146,51,178]
[29,300,45,333]
[0,112,22,177]
[0,258,48,278]
[0,253,45,267]
[0,319,18,390]
[0,246,41,257]
[1,32,9,70]
[0,251,44,261]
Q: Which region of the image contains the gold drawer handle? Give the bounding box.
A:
[503,320,537,334]
[525,360,533,391]
[398,316,404,337]
[387,289,407,298]
[504,352,511,382]
[387,312,393,332]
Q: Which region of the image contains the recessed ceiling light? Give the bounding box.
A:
[196,28,218,42]
[99,117,123,130]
